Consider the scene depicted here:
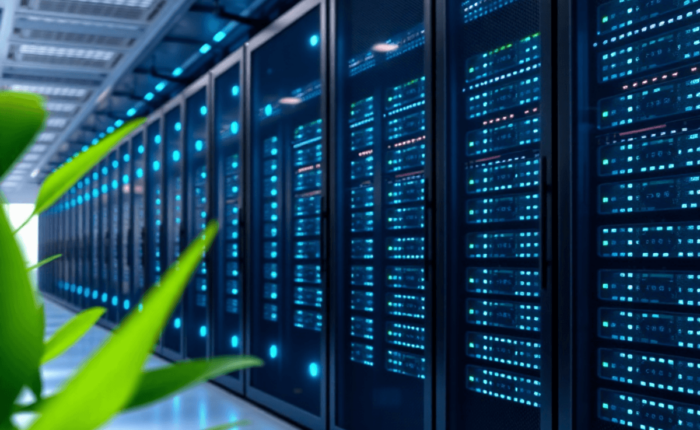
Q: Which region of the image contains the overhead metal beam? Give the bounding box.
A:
[3,61,109,79]
[13,15,144,39]
[189,4,270,28]
[8,36,131,54]
[13,8,152,29]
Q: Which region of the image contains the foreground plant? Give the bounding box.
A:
[0,92,261,430]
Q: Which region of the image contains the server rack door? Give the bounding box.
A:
[163,104,185,358]
[146,119,165,293]
[212,53,244,391]
[330,0,430,427]
[83,175,93,306]
[108,151,122,321]
[185,81,211,359]
[247,1,326,426]
[442,0,550,428]
[91,168,102,305]
[100,160,111,309]
[132,132,147,308]
[69,186,78,305]
[120,143,133,316]
[573,1,700,428]
[76,179,85,308]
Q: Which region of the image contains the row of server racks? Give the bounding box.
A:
[36,0,700,428]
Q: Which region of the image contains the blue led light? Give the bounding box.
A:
[199,326,207,337]
[172,67,183,77]
[136,168,143,178]
[155,135,162,144]
[127,108,137,117]
[174,318,181,329]
[155,81,167,92]
[310,362,319,377]
[201,211,206,218]
[122,175,129,184]
[92,138,99,145]
[115,119,124,127]
[232,85,240,96]
[82,145,88,152]
[199,43,212,54]
[153,161,161,171]
[112,180,118,189]
[112,160,118,168]
[173,150,181,161]
[195,140,204,151]
[77,196,83,204]
[231,336,239,348]
[101,184,108,193]
[269,345,278,359]
[111,296,118,306]
[310,34,319,46]
[123,153,130,162]
[144,92,154,101]
[92,189,99,197]
[93,172,99,180]
[123,300,130,310]
[99,133,106,138]
[231,121,239,134]
[265,104,273,116]
[102,167,108,175]
[107,126,115,133]
[101,293,108,303]
[213,31,226,42]
[200,106,208,116]
[93,291,98,299]
[138,145,144,154]
[175,122,182,132]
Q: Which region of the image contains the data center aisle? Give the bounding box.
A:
[15,299,300,430]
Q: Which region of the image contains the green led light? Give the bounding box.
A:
[603,362,609,367]
[603,403,609,409]
[602,16,609,23]
[602,159,609,165]
[602,283,609,289]
[603,197,609,203]
[603,111,609,117]
[603,321,609,327]
[603,240,609,246]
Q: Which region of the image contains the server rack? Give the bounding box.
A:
[162,97,186,360]
[329,0,434,427]
[107,151,122,322]
[184,74,212,359]
[69,186,77,305]
[120,142,133,315]
[82,174,92,307]
[145,116,165,302]
[132,129,147,310]
[245,0,327,427]
[91,166,102,307]
[76,178,85,308]
[211,47,246,393]
[572,1,700,428]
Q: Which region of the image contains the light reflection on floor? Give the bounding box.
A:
[14,299,300,430]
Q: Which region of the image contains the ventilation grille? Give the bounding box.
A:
[16,28,134,48]
[36,0,155,21]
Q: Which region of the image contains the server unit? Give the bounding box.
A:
[184,75,212,359]
[330,0,432,427]
[211,47,245,393]
[107,151,122,322]
[246,0,327,427]
[82,175,92,307]
[146,117,165,296]
[162,99,185,359]
[91,166,102,307]
[572,0,700,428]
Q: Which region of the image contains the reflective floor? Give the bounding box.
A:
[14,299,300,430]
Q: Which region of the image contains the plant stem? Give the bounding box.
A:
[12,214,33,235]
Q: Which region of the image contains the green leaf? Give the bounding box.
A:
[32,117,145,217]
[126,356,262,411]
[202,421,250,430]
[0,207,43,422]
[28,368,42,400]
[0,92,46,181]
[29,221,219,430]
[41,307,106,365]
[26,254,62,272]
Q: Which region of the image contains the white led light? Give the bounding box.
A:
[19,45,116,62]
[36,132,56,142]
[372,43,400,53]
[10,85,88,98]
[46,118,69,128]
[279,97,303,105]
[45,102,77,113]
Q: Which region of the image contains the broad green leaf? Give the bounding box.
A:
[26,254,62,272]
[0,92,46,181]
[28,368,42,400]
[0,208,43,422]
[32,117,145,217]
[126,356,263,411]
[202,421,250,430]
[41,307,106,365]
[29,221,219,430]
